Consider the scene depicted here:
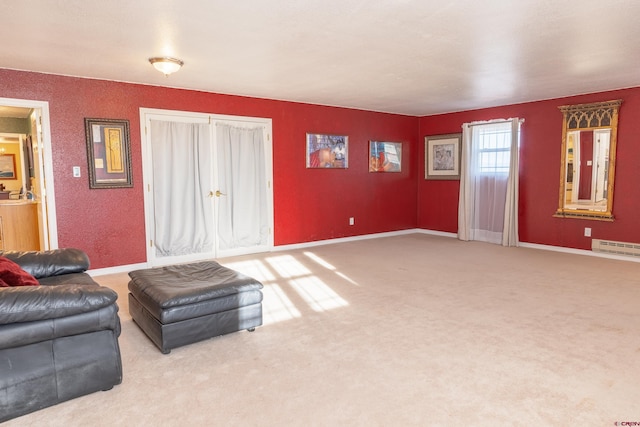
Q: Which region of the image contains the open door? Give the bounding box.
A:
[0,98,58,250]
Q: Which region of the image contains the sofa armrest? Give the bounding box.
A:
[0,284,117,325]
[0,248,90,279]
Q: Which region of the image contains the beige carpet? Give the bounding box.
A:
[7,234,640,426]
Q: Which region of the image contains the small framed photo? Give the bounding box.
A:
[306,133,348,168]
[425,133,462,180]
[84,118,133,188]
[0,154,17,179]
[369,141,402,172]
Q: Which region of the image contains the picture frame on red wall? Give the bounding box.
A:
[84,118,133,189]
[425,133,461,180]
[369,141,402,172]
[306,133,348,169]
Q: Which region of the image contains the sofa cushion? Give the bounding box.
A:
[37,272,98,287]
[0,248,90,279]
[0,284,118,325]
[0,304,121,351]
[0,257,39,287]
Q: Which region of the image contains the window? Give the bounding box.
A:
[476,122,513,174]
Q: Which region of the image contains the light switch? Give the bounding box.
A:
[73,166,81,177]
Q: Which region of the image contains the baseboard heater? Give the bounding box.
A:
[592,239,640,258]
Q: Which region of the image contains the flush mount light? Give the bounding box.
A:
[149,57,184,76]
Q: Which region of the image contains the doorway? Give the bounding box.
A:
[0,98,58,251]
[140,108,273,266]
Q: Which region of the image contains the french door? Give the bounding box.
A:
[140,108,273,266]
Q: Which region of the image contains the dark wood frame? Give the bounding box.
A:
[84,118,133,188]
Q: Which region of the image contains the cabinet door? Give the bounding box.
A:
[0,204,40,251]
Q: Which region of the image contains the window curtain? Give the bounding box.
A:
[150,120,213,256]
[458,118,521,246]
[216,123,268,250]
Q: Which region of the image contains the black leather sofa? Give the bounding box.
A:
[0,249,123,422]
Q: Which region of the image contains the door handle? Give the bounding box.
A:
[215,190,226,197]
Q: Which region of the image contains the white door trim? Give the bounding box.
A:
[0,97,58,250]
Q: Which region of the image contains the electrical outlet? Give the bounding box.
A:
[349,217,355,226]
[72,166,81,177]
[584,227,591,237]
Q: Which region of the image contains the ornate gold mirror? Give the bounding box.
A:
[555,100,622,221]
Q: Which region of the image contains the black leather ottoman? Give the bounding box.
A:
[127,261,263,354]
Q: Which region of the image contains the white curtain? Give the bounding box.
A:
[458,118,521,246]
[150,120,214,256]
[216,123,268,250]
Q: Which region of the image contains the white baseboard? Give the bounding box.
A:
[271,228,423,252]
[87,229,638,274]
[518,242,640,263]
[89,230,428,273]
[415,229,639,263]
[414,229,458,239]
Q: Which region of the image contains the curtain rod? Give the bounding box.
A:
[465,118,525,128]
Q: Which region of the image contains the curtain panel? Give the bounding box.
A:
[458,118,521,247]
[150,120,214,256]
[216,124,269,251]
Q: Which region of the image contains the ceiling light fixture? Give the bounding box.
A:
[149,57,184,76]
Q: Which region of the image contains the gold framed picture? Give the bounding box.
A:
[84,118,133,188]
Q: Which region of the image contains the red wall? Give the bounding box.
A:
[0,69,418,268]
[3,67,639,268]
[418,87,640,250]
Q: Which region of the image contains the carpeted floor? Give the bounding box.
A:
[7,234,640,426]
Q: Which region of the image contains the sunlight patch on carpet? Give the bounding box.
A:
[304,251,335,270]
[261,283,301,324]
[289,276,349,312]
[266,255,311,278]
[304,251,360,286]
[222,259,276,282]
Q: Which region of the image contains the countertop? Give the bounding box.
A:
[0,200,39,205]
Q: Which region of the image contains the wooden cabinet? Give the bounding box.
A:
[0,202,40,251]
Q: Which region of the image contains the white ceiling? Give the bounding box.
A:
[2,0,640,116]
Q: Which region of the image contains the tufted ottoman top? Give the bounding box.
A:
[128,260,263,309]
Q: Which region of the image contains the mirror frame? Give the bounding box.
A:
[554,99,622,221]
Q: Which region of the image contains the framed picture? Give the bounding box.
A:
[369,141,402,172]
[0,154,17,179]
[306,133,348,168]
[84,118,133,188]
[425,133,462,180]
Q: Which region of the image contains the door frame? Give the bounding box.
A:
[139,107,273,266]
[0,97,58,250]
